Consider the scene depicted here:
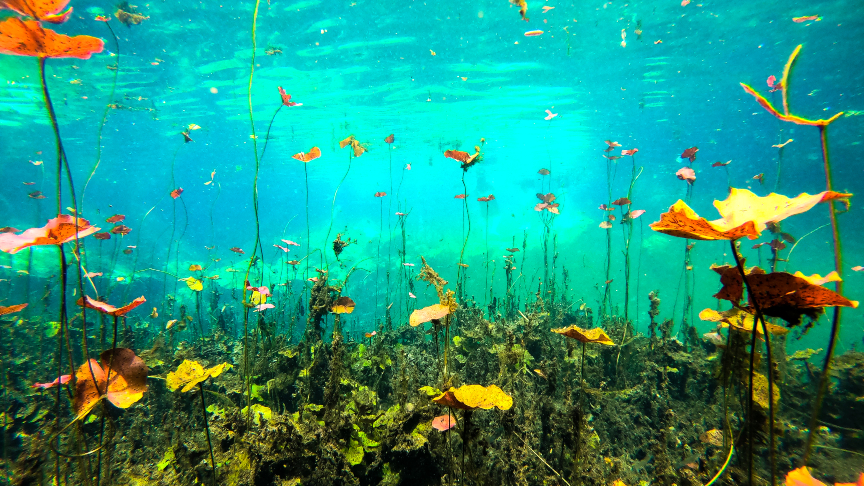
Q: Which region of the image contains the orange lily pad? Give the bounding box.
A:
[73,348,148,420]
[432,384,513,411]
[0,303,27,316]
[551,325,616,345]
[76,295,146,317]
[711,265,858,327]
[409,303,450,327]
[0,17,103,59]
[650,188,849,241]
[0,214,100,254]
[0,0,72,24]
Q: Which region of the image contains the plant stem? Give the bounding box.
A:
[730,240,776,486]
[801,125,844,465]
[199,383,217,486]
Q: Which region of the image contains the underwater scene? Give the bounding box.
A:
[1,0,864,484]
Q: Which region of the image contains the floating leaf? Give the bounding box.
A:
[0,303,27,316]
[551,325,616,345]
[180,277,203,292]
[432,384,513,411]
[73,348,148,420]
[0,17,103,59]
[409,304,450,327]
[0,214,100,254]
[331,296,356,314]
[76,295,146,317]
[166,359,232,393]
[711,265,858,327]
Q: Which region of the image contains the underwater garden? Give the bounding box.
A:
[0,0,863,484]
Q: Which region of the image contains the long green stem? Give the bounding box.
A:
[801,125,844,465]
[243,0,264,426]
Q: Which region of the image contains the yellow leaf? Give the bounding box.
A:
[551,325,616,345]
[432,384,513,411]
[180,277,203,291]
[651,188,850,241]
[166,359,232,393]
[409,304,450,327]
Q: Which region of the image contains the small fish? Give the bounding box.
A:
[409,292,416,298]
[22,182,35,185]
[541,6,554,12]
[458,263,468,268]
[430,49,436,56]
[182,131,193,143]
[772,139,794,148]
[544,109,558,120]
[374,192,387,197]
[534,369,547,379]
[287,260,300,265]
[17,270,29,275]
[282,240,301,246]
[454,194,466,199]
[364,331,377,338]
[116,277,125,282]
[579,303,586,311]
[308,277,318,282]
[396,212,406,216]
[621,148,638,156]
[150,307,158,318]
[654,39,663,44]
[538,168,550,175]
[405,164,411,170]
[403,263,415,267]
[712,160,731,167]
[188,123,201,131]
[852,266,863,272]
[753,173,765,184]
[230,247,245,254]
[506,248,520,252]
[703,332,725,346]
[28,191,46,199]
[0,228,20,234]
[166,319,178,330]
[525,30,544,37]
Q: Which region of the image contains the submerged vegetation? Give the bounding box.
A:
[0,0,863,485]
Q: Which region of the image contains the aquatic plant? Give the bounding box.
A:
[167,359,232,485]
[446,141,484,298]
[477,194,496,307]
[551,324,615,389]
[651,187,852,486]
[740,45,848,467]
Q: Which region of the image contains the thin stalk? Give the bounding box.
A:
[258,105,283,163]
[457,174,471,297]
[730,241,776,486]
[323,151,353,264]
[801,125,844,465]
[243,0,264,426]
[82,21,120,210]
[199,382,217,486]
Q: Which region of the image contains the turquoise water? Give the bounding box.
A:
[1,0,861,347]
